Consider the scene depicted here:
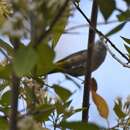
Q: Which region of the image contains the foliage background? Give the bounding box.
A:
[0,0,130,130]
[48,0,130,126]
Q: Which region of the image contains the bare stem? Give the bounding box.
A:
[9,74,20,130]
[73,1,130,62]
[82,0,98,122]
[9,38,20,130]
[65,20,125,32]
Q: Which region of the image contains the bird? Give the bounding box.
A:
[51,40,107,76]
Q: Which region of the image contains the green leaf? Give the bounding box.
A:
[73,108,84,114]
[124,44,130,54]
[55,100,65,114]
[60,121,99,130]
[117,10,130,21]
[0,64,11,79]
[121,36,130,44]
[53,85,72,102]
[0,1,11,28]
[33,104,54,121]
[0,117,8,130]
[0,81,9,91]
[92,91,109,119]
[63,108,84,119]
[36,44,55,76]
[123,0,130,4]
[52,6,71,47]
[122,37,130,55]
[0,90,11,107]
[64,100,72,108]
[0,39,13,56]
[113,102,126,119]
[106,22,126,37]
[96,0,116,20]
[13,46,37,77]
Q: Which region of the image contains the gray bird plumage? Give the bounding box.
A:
[54,40,107,76]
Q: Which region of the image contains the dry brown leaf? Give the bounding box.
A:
[92,91,109,119]
[90,78,98,92]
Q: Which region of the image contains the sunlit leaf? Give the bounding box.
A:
[106,22,126,37]
[60,121,99,130]
[113,102,126,119]
[0,64,11,79]
[0,39,13,56]
[36,44,55,76]
[0,90,11,107]
[13,46,37,77]
[124,44,130,54]
[53,84,72,102]
[96,0,116,20]
[0,117,8,130]
[121,36,130,44]
[117,10,130,21]
[33,104,54,121]
[92,91,109,119]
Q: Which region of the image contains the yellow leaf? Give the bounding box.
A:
[90,78,98,92]
[0,1,12,26]
[92,91,109,119]
[127,118,130,125]
[42,128,50,130]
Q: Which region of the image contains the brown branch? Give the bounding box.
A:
[0,48,11,62]
[73,1,130,62]
[66,17,130,32]
[9,39,20,130]
[81,0,98,122]
[35,0,70,47]
[104,41,130,68]
[9,74,20,130]
[65,20,120,31]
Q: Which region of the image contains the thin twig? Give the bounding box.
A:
[109,124,119,129]
[82,0,98,122]
[115,7,124,13]
[19,107,54,120]
[36,0,70,47]
[104,41,130,68]
[9,38,20,130]
[65,20,125,31]
[9,74,20,130]
[73,1,130,62]
[0,48,11,62]
[64,74,82,89]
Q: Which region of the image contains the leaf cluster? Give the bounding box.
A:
[0,0,130,130]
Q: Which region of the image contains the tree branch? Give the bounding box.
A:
[65,20,120,31]
[9,39,20,130]
[0,48,11,63]
[9,74,20,130]
[103,41,130,68]
[81,0,98,122]
[73,1,130,62]
[36,0,70,47]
